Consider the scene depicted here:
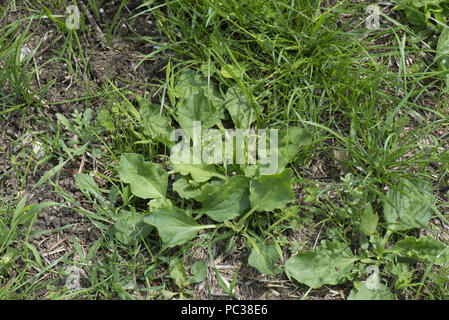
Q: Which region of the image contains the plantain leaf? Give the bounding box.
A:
[360,204,378,236]
[247,237,281,275]
[189,261,207,284]
[383,177,435,231]
[119,153,168,199]
[224,87,257,130]
[174,68,224,136]
[390,236,449,266]
[200,175,250,222]
[170,161,218,183]
[172,176,206,199]
[348,282,395,300]
[249,169,295,212]
[113,210,153,245]
[285,240,358,289]
[220,64,244,79]
[143,206,215,248]
[137,96,173,144]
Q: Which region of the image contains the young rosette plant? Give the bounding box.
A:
[116,67,314,278]
[285,176,449,299]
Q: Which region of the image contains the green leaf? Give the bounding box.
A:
[391,236,449,266]
[174,69,224,136]
[201,175,250,222]
[360,204,378,236]
[96,108,115,132]
[276,127,313,171]
[32,158,70,191]
[347,282,395,300]
[435,27,449,72]
[169,257,189,289]
[143,206,215,248]
[247,237,281,275]
[249,169,295,212]
[0,247,18,272]
[113,210,153,245]
[190,261,207,284]
[285,240,358,289]
[172,177,206,199]
[138,96,173,144]
[119,153,168,199]
[148,197,172,211]
[246,127,313,175]
[75,173,106,205]
[383,177,435,231]
[170,161,218,183]
[24,242,43,268]
[224,87,257,130]
[220,64,244,79]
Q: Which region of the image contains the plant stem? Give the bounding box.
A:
[236,207,257,227]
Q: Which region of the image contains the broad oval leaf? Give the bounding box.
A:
[285,240,358,289]
[277,127,313,171]
[360,204,378,236]
[113,210,153,245]
[119,153,168,199]
[347,282,395,300]
[169,257,189,289]
[436,28,449,72]
[246,127,313,175]
[391,236,449,266]
[174,69,224,136]
[247,237,281,275]
[249,169,295,212]
[143,206,215,248]
[220,64,244,79]
[137,96,173,144]
[172,176,206,199]
[201,175,250,222]
[224,87,257,130]
[170,161,218,183]
[190,261,207,284]
[383,177,435,231]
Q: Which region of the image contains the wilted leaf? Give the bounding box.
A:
[75,173,106,205]
[285,240,358,288]
[169,257,189,289]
